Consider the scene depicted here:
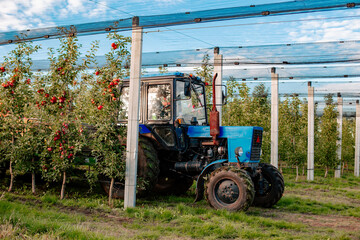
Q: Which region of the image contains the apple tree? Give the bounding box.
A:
[37,31,87,199]
[341,117,355,173]
[79,32,131,206]
[0,39,40,192]
[279,95,307,180]
[316,94,339,178]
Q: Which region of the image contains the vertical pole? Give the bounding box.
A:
[335,93,343,178]
[271,67,279,168]
[124,17,143,208]
[307,82,315,181]
[214,47,223,125]
[355,100,360,177]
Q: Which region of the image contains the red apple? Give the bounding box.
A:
[50,96,57,103]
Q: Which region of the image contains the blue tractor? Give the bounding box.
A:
[104,72,284,211]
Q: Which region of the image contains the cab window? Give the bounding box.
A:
[147,84,171,121]
[119,86,129,120]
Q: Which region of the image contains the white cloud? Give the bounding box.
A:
[87,0,107,18]
[316,82,360,96]
[289,10,360,42]
[0,0,109,31]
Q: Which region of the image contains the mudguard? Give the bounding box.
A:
[194,159,228,202]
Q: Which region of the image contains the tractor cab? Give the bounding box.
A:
[118,73,207,150]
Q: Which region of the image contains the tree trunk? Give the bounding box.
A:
[341,162,345,175]
[109,178,114,208]
[8,136,14,192]
[8,161,13,192]
[31,158,36,194]
[295,165,299,182]
[324,167,328,178]
[302,165,305,176]
[60,171,66,200]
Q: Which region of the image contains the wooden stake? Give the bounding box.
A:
[32,158,36,194]
[109,178,114,208]
[8,161,13,192]
[60,171,66,200]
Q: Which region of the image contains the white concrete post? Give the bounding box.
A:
[335,93,343,178]
[124,17,143,208]
[214,47,223,125]
[355,100,360,177]
[271,67,279,168]
[307,82,315,181]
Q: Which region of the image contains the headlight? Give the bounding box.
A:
[218,146,226,155]
[234,147,243,157]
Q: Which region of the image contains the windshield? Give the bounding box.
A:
[175,80,206,125]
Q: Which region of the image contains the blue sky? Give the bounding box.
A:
[0,0,360,112]
[1,0,359,51]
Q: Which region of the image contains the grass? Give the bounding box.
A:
[1,170,360,239]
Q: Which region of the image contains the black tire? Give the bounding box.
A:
[253,163,284,208]
[100,137,160,198]
[153,175,193,195]
[205,166,255,211]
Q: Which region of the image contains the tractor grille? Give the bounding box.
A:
[250,129,263,161]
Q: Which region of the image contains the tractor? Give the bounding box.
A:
[101,72,284,211]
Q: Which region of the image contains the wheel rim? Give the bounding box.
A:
[215,179,240,204]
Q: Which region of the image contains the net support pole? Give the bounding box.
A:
[124,17,143,209]
[271,67,279,168]
[335,94,343,178]
[307,82,315,181]
[214,47,223,125]
[355,100,360,177]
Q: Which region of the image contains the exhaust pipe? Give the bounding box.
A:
[203,73,220,146]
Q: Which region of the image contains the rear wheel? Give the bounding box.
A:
[253,163,284,208]
[100,137,160,198]
[205,166,254,211]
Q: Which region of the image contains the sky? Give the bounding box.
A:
[0,0,359,113]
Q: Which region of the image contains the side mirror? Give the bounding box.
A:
[184,82,191,97]
[234,147,243,157]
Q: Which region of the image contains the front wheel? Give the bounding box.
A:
[205,166,255,211]
[253,163,284,208]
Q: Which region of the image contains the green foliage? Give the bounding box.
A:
[158,66,168,74]
[194,54,213,113]
[80,32,131,181]
[0,40,40,181]
[36,34,86,185]
[316,94,339,173]
[279,95,307,169]
[223,79,271,162]
[341,117,355,168]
